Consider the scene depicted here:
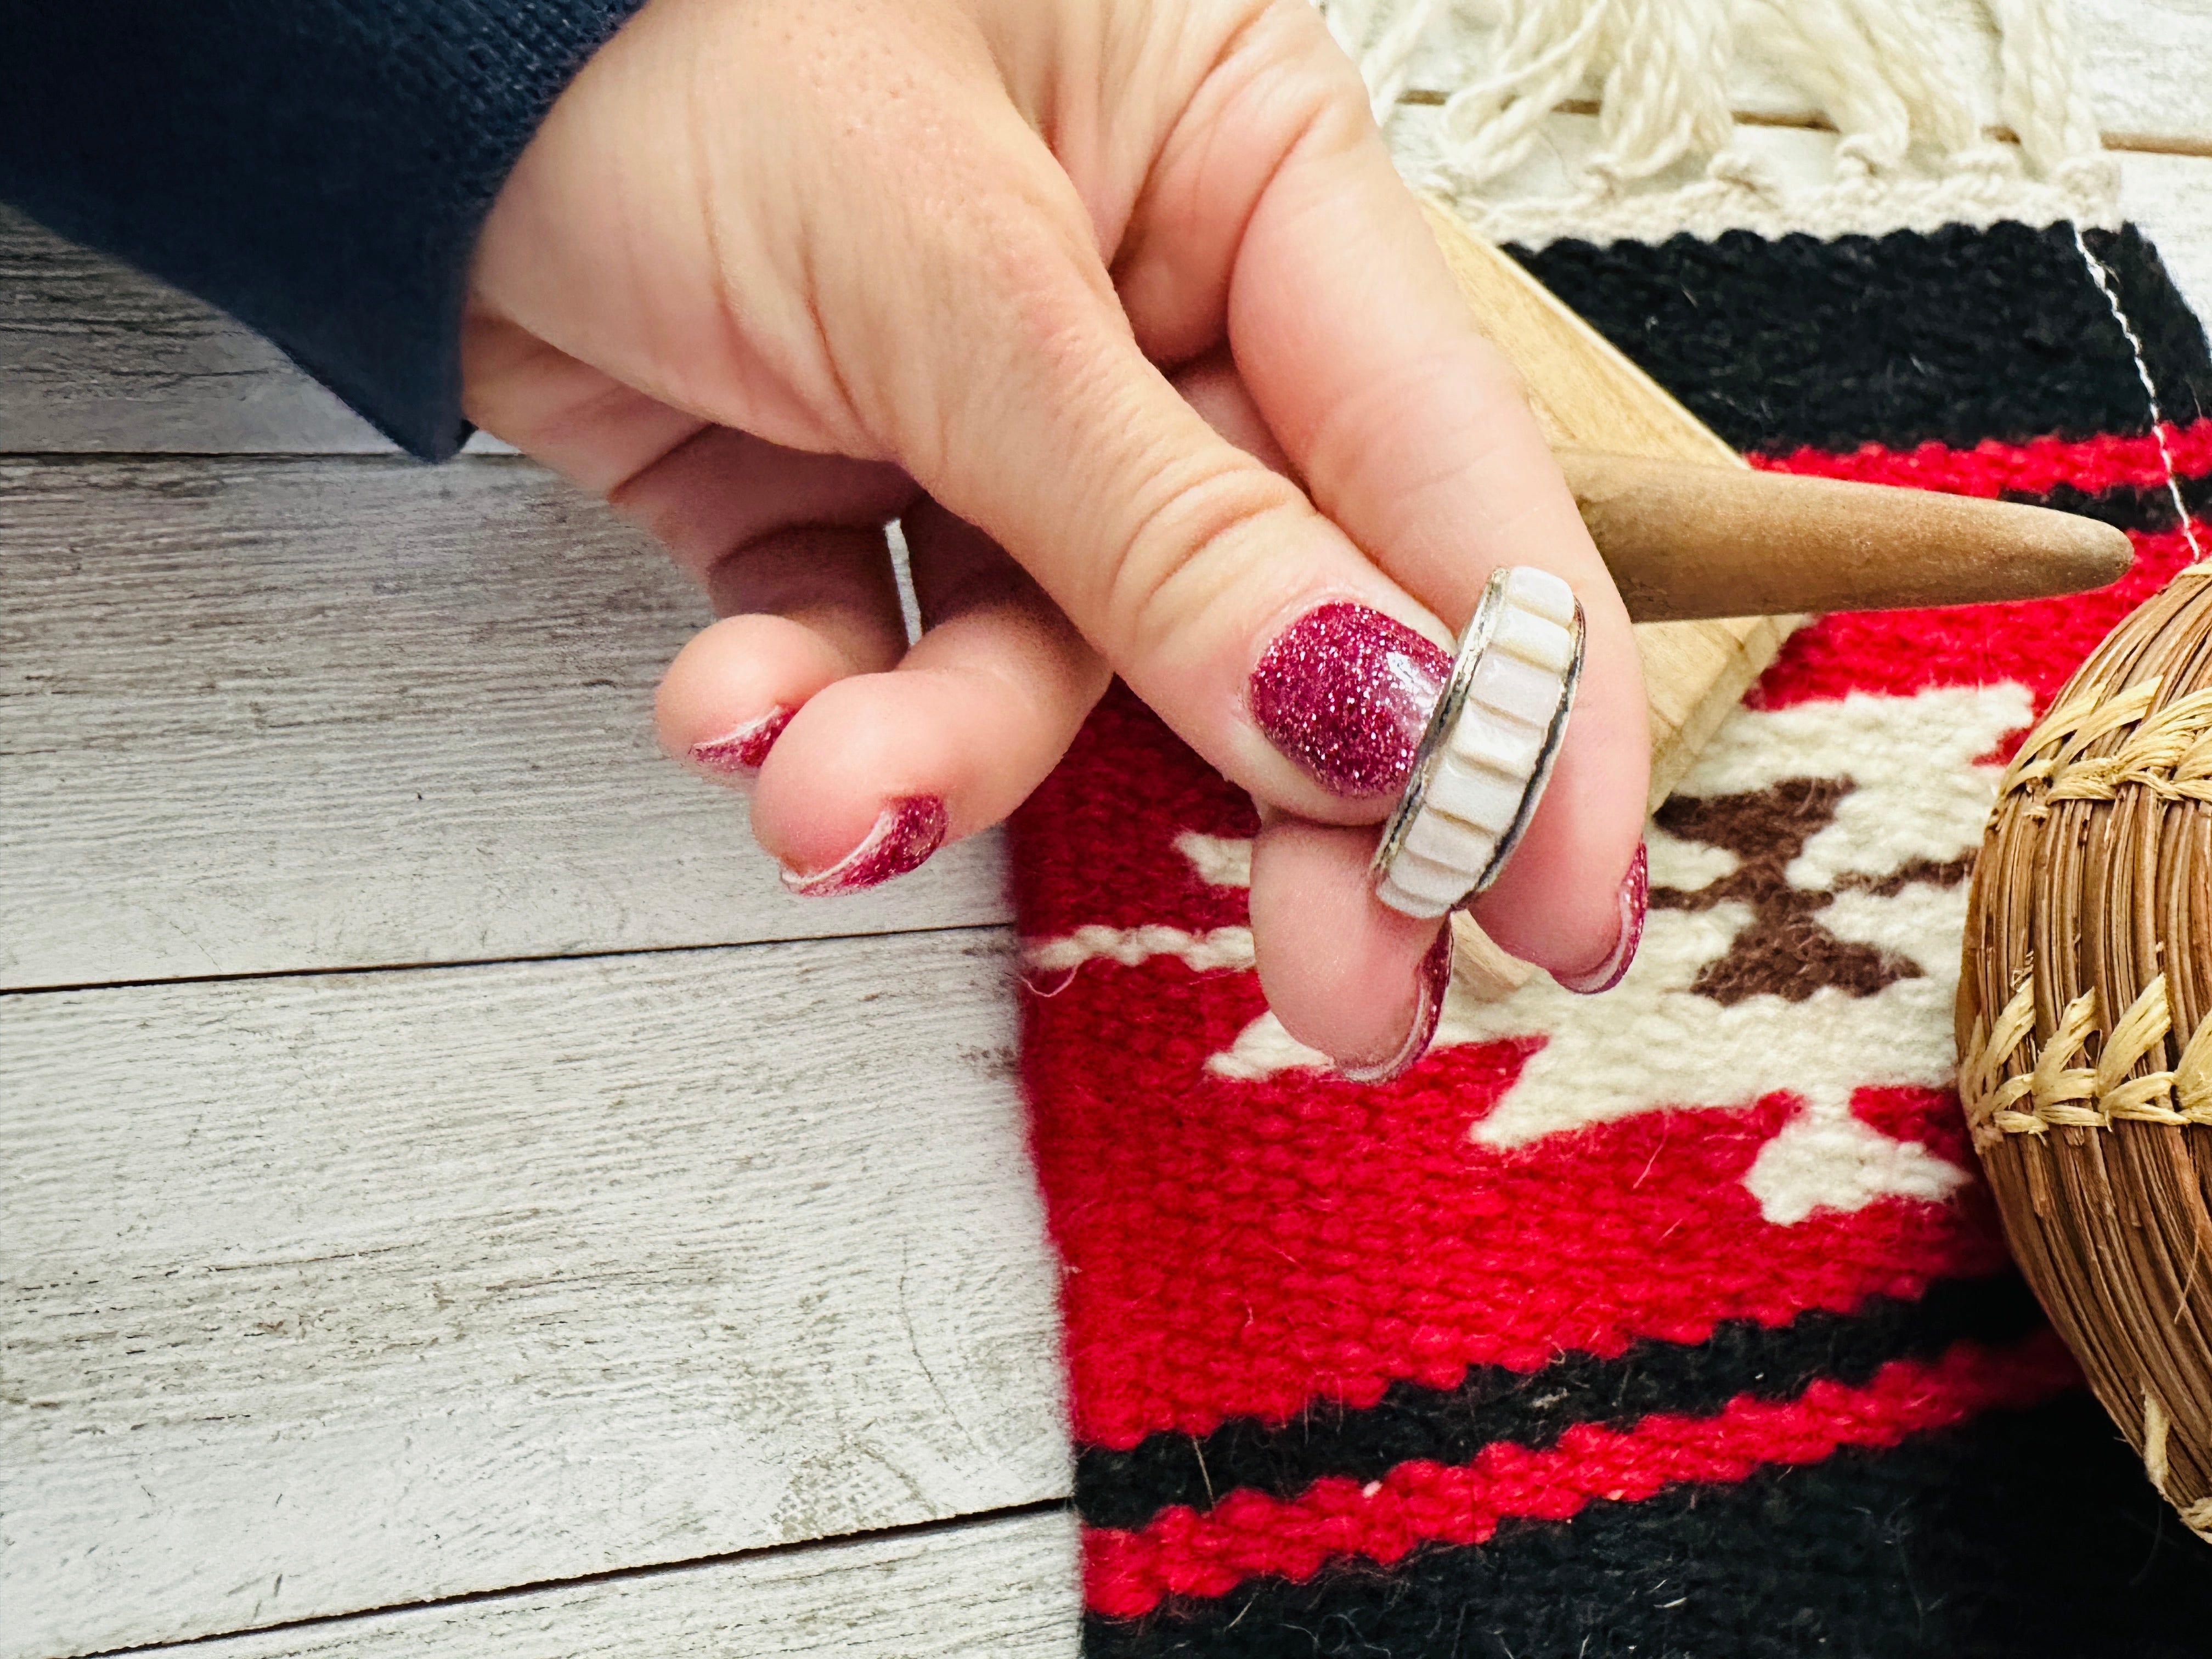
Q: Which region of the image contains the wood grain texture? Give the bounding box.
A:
[0,457,1009,990]
[116,1511,1081,1659]
[0,208,511,455]
[2123,151,2212,320]
[2077,0,2212,153]
[1421,200,1793,809]
[0,934,1068,1659]
[0,206,387,453]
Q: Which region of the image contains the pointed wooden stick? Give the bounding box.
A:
[1559,448,2134,624]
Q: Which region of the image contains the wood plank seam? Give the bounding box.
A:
[1393,93,2212,156]
[0,919,1019,1003]
[3,935,1068,1659]
[0,453,1015,989]
[53,1502,1077,1659]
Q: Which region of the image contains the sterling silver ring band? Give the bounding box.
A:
[1370,566,1585,919]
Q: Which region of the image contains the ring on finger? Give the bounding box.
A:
[1369,566,1585,919]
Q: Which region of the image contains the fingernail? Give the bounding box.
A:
[1250,603,1452,799]
[690,705,795,775]
[781,795,949,897]
[1339,925,1454,1084]
[1555,841,1648,995]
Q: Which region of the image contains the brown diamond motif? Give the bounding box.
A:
[1652,778,1971,1006]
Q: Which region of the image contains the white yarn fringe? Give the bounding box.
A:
[1321,0,2120,247]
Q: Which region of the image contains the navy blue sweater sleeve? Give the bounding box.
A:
[0,1,650,459]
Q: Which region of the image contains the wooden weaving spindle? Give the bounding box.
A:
[1558,448,2128,624]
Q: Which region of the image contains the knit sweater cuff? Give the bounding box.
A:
[0,0,652,460]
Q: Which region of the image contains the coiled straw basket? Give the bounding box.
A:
[1959,565,2212,1542]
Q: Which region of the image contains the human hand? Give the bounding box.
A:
[462,0,1649,1078]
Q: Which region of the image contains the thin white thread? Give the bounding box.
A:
[2072,222,2207,562]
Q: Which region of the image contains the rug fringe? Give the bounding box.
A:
[1323,0,2120,243]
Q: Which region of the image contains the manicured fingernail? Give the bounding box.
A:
[781,796,948,898]
[690,705,795,775]
[1555,841,1648,995]
[1249,603,1451,799]
[1339,925,1454,1084]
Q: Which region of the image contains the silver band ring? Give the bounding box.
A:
[1370,566,1585,918]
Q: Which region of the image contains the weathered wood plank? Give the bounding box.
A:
[0,456,1009,990]
[0,206,390,454]
[2076,0,2212,153]
[116,1511,1081,1659]
[16,155,2197,461]
[0,211,512,454]
[0,933,1068,1659]
[2123,151,2212,321]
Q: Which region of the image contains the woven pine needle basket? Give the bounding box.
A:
[1959,565,2212,1543]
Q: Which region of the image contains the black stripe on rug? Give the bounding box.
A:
[1076,1273,2045,1531]
[1086,1391,2212,1659]
[1509,222,2212,455]
[2008,470,2212,535]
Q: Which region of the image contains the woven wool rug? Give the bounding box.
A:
[1010,8,2212,1655]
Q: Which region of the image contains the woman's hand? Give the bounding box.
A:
[462,0,1648,1076]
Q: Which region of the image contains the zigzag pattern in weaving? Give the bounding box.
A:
[1997,661,2212,810]
[1961,972,2212,1143]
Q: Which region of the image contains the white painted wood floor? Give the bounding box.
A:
[5,6,2210,1655]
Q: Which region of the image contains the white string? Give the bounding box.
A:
[1314,0,2114,213]
[1738,0,1911,175]
[2071,222,2208,565]
[1432,0,1620,190]
[1985,0,2114,193]
[1582,0,1735,190]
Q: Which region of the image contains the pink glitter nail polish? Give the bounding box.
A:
[1556,841,1649,995]
[781,795,949,898]
[1338,924,1454,1084]
[690,705,795,775]
[1249,604,1452,799]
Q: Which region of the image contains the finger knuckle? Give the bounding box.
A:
[1103,455,1304,659]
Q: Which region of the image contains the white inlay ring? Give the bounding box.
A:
[1370,567,1584,919]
